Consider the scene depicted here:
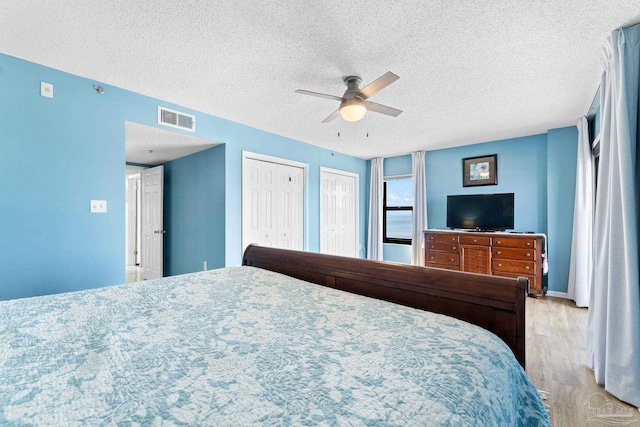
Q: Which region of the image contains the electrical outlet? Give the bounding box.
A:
[90,200,107,213]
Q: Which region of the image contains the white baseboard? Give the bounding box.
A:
[546,290,569,299]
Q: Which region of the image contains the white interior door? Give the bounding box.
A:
[320,168,358,257]
[126,174,140,266]
[242,153,305,254]
[141,165,164,280]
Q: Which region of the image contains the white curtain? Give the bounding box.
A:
[587,24,640,407]
[367,158,384,260]
[567,117,594,307]
[411,151,427,265]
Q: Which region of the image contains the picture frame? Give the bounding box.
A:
[463,154,497,187]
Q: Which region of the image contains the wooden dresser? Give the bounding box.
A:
[424,230,545,297]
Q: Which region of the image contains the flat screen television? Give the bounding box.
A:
[446,193,514,231]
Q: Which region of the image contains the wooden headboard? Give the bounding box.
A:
[242,245,528,368]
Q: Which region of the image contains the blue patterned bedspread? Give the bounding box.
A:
[0,266,550,426]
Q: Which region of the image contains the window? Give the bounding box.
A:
[383,177,413,244]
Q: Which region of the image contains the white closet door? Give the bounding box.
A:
[320,168,358,257]
[275,165,293,249]
[242,154,305,253]
[287,165,304,250]
[242,158,277,249]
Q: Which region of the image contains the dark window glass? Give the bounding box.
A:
[383,178,413,245]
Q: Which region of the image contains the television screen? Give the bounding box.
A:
[446,193,514,231]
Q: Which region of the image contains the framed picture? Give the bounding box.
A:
[463,154,497,187]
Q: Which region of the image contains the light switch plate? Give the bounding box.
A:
[41,82,53,98]
[90,200,107,213]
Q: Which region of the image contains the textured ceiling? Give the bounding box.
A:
[1,1,638,160]
[126,122,220,166]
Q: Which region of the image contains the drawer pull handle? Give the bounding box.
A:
[527,242,531,246]
[452,246,456,250]
[497,241,501,244]
[497,263,502,267]
[496,251,501,255]
[450,258,455,262]
[525,266,530,270]
[526,253,531,257]
[473,239,477,242]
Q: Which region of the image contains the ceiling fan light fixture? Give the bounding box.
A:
[340,98,367,122]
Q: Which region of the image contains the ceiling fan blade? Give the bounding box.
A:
[358,72,399,99]
[321,108,341,123]
[364,100,403,117]
[295,89,344,102]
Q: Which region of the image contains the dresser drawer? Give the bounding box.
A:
[426,252,460,266]
[492,259,535,274]
[426,242,458,253]
[425,233,458,243]
[492,247,535,260]
[459,235,491,246]
[493,237,536,249]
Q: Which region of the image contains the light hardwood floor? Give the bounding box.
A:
[526,297,639,426]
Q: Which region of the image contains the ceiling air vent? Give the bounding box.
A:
[158,106,195,132]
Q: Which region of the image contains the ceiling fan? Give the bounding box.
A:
[295,71,403,123]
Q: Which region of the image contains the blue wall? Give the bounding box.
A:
[164,145,226,275]
[384,130,577,293]
[384,155,412,177]
[0,54,126,299]
[546,127,578,293]
[0,53,369,300]
[426,134,549,232]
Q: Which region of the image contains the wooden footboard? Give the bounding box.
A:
[242,245,528,368]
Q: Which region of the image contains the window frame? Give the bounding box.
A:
[383,176,413,245]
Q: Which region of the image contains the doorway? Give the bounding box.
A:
[124,121,220,281]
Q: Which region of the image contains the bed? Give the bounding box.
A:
[0,245,550,426]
